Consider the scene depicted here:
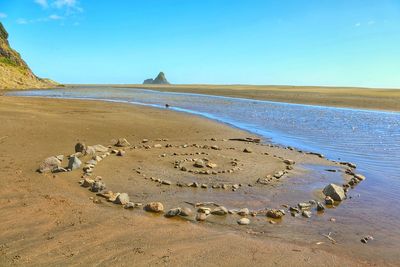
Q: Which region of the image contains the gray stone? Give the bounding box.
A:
[323,183,346,201]
[68,156,81,170]
[211,206,228,215]
[165,208,181,218]
[114,193,130,205]
[302,211,312,218]
[161,180,172,185]
[237,218,250,225]
[90,181,106,192]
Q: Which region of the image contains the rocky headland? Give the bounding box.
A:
[143,72,170,85]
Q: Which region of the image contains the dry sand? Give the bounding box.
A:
[0,96,388,266]
[108,84,400,112]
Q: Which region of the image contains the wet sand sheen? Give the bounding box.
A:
[0,96,397,266]
[110,84,400,112]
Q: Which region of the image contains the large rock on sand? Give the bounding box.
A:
[323,183,346,201]
[90,181,106,192]
[75,142,87,153]
[113,193,130,205]
[38,156,61,173]
[68,156,82,170]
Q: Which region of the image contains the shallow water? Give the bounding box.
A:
[8,86,400,257]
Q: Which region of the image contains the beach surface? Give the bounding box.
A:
[0,96,393,266]
[104,84,400,112]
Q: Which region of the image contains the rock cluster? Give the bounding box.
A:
[36,137,366,231]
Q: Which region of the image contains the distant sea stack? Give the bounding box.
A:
[0,22,57,90]
[143,72,170,85]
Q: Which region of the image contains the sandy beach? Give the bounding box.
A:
[105,84,400,112]
[0,95,395,266]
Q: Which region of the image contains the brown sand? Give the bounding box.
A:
[0,96,386,266]
[107,84,400,112]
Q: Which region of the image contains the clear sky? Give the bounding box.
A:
[0,0,399,87]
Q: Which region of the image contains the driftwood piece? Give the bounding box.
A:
[322,232,337,244]
[184,201,222,207]
[229,137,261,143]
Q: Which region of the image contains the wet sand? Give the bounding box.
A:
[0,96,393,266]
[106,84,400,112]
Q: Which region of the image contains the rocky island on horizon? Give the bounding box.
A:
[143,72,170,85]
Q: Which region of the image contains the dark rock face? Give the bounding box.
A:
[0,23,8,40]
[143,78,154,84]
[143,72,170,85]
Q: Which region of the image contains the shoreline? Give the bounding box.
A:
[100,84,400,112]
[5,83,400,112]
[0,96,394,266]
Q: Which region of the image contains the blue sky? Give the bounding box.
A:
[0,0,399,87]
